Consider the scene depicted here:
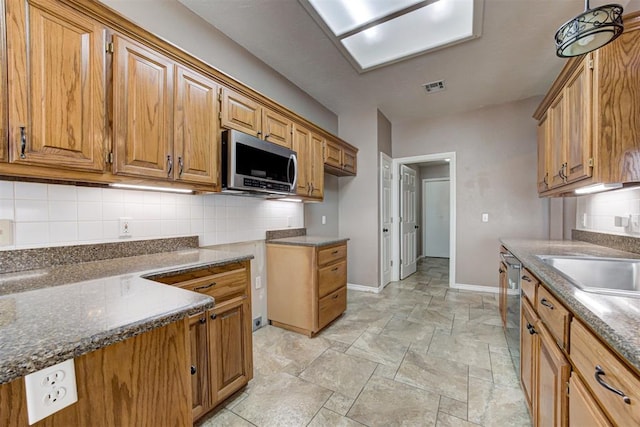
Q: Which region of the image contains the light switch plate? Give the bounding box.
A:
[0,219,14,246]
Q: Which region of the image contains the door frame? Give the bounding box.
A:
[379,152,393,289]
[391,152,456,287]
[422,178,450,258]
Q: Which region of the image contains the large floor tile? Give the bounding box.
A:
[299,349,377,398]
[407,304,455,331]
[451,320,508,348]
[436,412,481,427]
[231,372,332,426]
[347,375,439,427]
[346,330,409,366]
[197,409,254,427]
[381,316,436,343]
[316,318,369,345]
[396,350,469,402]
[308,408,364,427]
[427,333,492,370]
[467,377,531,426]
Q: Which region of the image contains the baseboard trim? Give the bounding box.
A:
[452,283,499,294]
[347,283,382,293]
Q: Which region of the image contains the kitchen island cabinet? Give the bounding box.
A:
[267,237,348,336]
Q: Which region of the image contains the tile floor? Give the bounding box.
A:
[197,258,532,427]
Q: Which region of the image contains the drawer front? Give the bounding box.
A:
[570,319,640,426]
[318,286,346,330]
[520,268,538,307]
[318,244,346,267]
[181,268,248,302]
[537,285,570,350]
[318,260,347,298]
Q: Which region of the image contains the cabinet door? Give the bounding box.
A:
[569,374,612,427]
[174,66,219,187]
[0,0,7,163]
[221,88,261,137]
[537,115,550,193]
[6,0,106,171]
[189,313,210,421]
[113,35,174,179]
[564,58,593,184]
[324,138,342,169]
[309,132,324,198]
[548,93,566,189]
[210,297,252,405]
[292,124,311,195]
[536,322,570,427]
[499,261,507,329]
[342,147,357,174]
[521,298,538,416]
[262,108,292,148]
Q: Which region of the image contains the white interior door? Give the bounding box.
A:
[400,165,417,279]
[381,154,392,287]
[423,179,450,258]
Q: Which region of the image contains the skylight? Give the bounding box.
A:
[301,0,483,73]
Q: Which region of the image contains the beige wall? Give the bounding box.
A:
[393,97,549,288]
[338,108,379,287]
[100,0,337,132]
[305,174,339,236]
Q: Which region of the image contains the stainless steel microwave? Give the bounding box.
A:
[221,129,298,196]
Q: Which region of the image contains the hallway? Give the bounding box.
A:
[198,257,531,426]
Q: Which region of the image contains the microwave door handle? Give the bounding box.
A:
[288,154,298,191]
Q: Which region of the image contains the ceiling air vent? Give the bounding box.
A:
[423,80,446,94]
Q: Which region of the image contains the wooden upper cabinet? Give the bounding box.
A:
[6,0,106,171]
[537,115,550,193]
[548,93,565,189]
[112,34,174,179]
[292,125,311,196]
[323,136,357,176]
[564,60,592,184]
[309,132,324,198]
[342,146,357,174]
[262,108,292,148]
[0,0,7,163]
[174,66,219,187]
[221,88,261,137]
[324,138,342,169]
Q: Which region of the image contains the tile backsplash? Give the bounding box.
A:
[576,187,640,236]
[0,180,303,250]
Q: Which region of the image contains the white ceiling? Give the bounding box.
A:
[178,0,638,124]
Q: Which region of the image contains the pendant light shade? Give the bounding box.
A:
[555,1,623,58]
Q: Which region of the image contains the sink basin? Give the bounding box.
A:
[537,255,640,298]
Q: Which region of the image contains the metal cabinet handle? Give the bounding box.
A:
[331,267,339,272]
[526,323,537,335]
[191,365,197,375]
[522,275,532,282]
[543,173,548,186]
[264,133,270,139]
[167,155,173,177]
[499,268,505,274]
[178,156,184,177]
[383,228,389,232]
[332,250,339,255]
[19,127,27,159]
[199,317,206,324]
[595,365,631,404]
[333,293,339,299]
[194,282,216,291]
[540,298,555,310]
[257,131,262,136]
[210,313,217,320]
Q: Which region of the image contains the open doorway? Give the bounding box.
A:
[390,153,456,287]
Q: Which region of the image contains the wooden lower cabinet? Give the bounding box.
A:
[536,321,570,427]
[0,320,191,426]
[520,298,538,413]
[569,373,612,427]
[152,261,253,422]
[267,241,348,336]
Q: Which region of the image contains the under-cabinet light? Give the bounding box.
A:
[574,183,622,195]
[276,198,303,203]
[109,183,193,194]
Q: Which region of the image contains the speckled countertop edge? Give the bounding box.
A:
[0,248,254,385]
[266,235,349,247]
[501,238,640,373]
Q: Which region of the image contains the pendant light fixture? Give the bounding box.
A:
[555,0,623,58]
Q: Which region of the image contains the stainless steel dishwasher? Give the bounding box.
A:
[501,251,521,375]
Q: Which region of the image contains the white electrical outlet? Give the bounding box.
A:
[321,215,326,225]
[481,213,489,222]
[119,217,133,238]
[255,276,262,289]
[24,359,78,425]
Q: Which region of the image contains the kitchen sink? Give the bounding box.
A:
[537,255,640,298]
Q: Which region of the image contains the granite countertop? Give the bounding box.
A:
[266,235,349,247]
[0,249,253,385]
[500,238,640,373]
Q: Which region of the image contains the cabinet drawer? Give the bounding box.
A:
[537,285,570,350]
[570,319,640,426]
[520,268,538,306]
[180,269,248,303]
[318,286,346,329]
[318,260,346,298]
[318,244,346,266]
